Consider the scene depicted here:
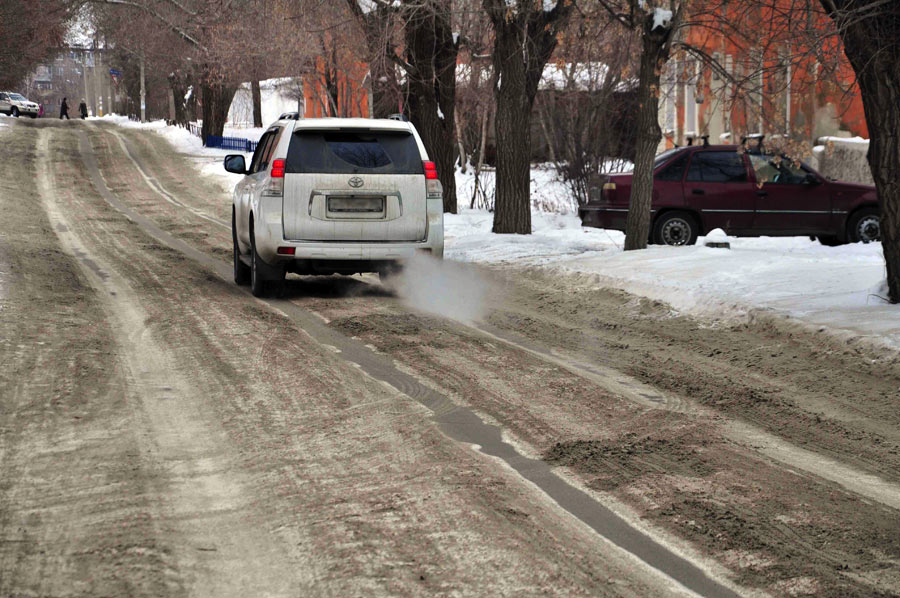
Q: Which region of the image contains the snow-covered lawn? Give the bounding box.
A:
[107,117,898,350]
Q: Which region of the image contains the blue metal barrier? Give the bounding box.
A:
[205,135,256,152]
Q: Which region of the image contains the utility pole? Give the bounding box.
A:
[140,54,146,122]
[82,53,91,115]
[95,49,104,116]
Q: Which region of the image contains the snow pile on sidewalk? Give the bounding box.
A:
[446,209,897,349]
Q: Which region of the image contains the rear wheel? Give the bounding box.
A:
[847,208,880,244]
[249,228,267,298]
[11,107,18,117]
[652,212,699,246]
[233,212,250,286]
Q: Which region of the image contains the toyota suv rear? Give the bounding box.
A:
[225,117,444,296]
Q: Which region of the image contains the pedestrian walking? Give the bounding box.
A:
[79,99,88,119]
[60,97,70,120]
[38,103,44,117]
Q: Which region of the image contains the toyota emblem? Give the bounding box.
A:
[348,176,364,188]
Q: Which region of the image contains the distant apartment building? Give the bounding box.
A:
[24,47,122,117]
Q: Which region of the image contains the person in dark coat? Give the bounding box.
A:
[60,97,70,120]
[79,99,88,119]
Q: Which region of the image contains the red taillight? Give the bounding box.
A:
[276,246,295,255]
[271,158,285,178]
[423,161,438,180]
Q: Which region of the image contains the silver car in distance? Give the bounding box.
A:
[225,117,444,297]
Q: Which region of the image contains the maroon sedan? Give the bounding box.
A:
[579,145,881,246]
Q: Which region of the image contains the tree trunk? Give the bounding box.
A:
[408,88,458,213]
[484,0,574,234]
[251,79,263,127]
[820,0,900,302]
[402,0,458,213]
[624,38,666,250]
[455,111,467,174]
[200,81,236,144]
[854,72,900,303]
[168,72,189,127]
[492,69,533,233]
[623,7,679,251]
[538,100,558,165]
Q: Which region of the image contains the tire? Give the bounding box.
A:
[233,214,250,286]
[11,107,18,118]
[847,208,880,244]
[249,227,268,298]
[816,235,843,247]
[652,211,699,246]
[29,114,36,119]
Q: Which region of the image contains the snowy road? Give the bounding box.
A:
[2,119,900,598]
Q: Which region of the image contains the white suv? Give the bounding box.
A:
[0,92,39,118]
[225,117,444,296]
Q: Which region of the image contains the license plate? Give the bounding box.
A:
[327,196,384,213]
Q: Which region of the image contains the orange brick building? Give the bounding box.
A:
[658,0,867,150]
[302,57,371,119]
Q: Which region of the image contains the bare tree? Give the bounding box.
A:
[539,10,639,206]
[346,0,460,213]
[343,0,403,118]
[589,0,683,249]
[482,0,575,234]
[0,0,69,89]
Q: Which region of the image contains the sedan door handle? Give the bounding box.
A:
[692,189,705,195]
[756,190,769,197]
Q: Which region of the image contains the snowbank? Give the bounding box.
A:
[447,209,897,349]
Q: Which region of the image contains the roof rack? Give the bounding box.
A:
[388,113,409,122]
[279,112,300,120]
[700,135,710,147]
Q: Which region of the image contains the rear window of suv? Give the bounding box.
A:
[286,130,423,175]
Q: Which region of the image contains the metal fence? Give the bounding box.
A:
[205,135,257,153]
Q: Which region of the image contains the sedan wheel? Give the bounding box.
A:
[653,212,698,246]
[11,107,18,117]
[848,209,880,244]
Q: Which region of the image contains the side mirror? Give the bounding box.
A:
[804,173,820,186]
[224,154,247,175]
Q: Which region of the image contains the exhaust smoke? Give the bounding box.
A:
[390,254,491,324]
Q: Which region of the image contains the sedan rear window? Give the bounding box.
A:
[286,130,423,175]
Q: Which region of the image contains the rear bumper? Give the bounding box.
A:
[253,197,444,272]
[579,206,629,231]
